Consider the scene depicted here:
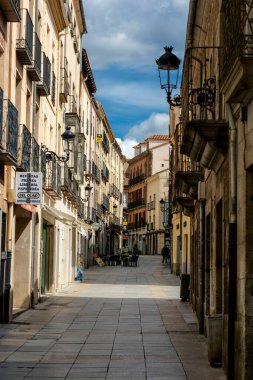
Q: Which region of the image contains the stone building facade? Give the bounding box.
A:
[127,135,170,255]
[0,0,124,322]
[174,0,253,378]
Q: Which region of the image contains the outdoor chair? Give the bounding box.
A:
[129,255,139,267]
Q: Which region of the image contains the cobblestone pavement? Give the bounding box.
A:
[0,256,226,379]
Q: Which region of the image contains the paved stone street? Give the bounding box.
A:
[0,256,225,379]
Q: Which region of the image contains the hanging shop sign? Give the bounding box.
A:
[15,172,43,205]
[96,133,103,143]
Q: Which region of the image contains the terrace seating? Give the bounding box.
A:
[129,255,139,267]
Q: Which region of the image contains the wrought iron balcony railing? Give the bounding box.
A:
[0,0,21,22]
[27,32,41,81]
[0,99,19,165]
[96,204,102,219]
[73,30,79,53]
[59,67,69,103]
[110,215,121,226]
[147,201,155,211]
[180,46,228,171]
[222,0,253,82]
[129,174,146,186]
[65,0,72,22]
[84,159,92,180]
[128,220,146,230]
[77,197,85,220]
[101,163,109,182]
[32,138,39,172]
[175,156,201,173]
[70,177,79,205]
[51,71,56,106]
[74,133,84,183]
[92,161,101,183]
[181,47,224,127]
[65,95,80,129]
[147,222,154,232]
[83,153,87,172]
[128,198,145,210]
[16,8,33,65]
[61,162,73,197]
[37,52,51,96]
[91,207,97,222]
[43,159,61,199]
[18,124,31,171]
[109,183,120,199]
[102,131,110,153]
[102,193,110,210]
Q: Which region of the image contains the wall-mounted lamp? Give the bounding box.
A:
[81,183,93,202]
[159,198,165,212]
[42,126,76,163]
[160,198,169,228]
[156,46,181,107]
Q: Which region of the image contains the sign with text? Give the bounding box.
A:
[96,133,103,143]
[15,172,43,205]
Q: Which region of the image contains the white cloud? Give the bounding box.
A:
[83,0,189,70]
[116,112,169,158]
[97,81,169,110]
[125,112,169,140]
[116,137,137,159]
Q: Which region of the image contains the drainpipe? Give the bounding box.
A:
[3,22,14,323]
[30,0,39,308]
[199,198,206,334]
[226,104,237,223]
[226,103,237,380]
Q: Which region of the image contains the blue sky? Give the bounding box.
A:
[82,0,189,157]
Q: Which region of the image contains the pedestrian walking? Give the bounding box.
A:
[161,245,170,264]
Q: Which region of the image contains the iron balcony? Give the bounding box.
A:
[0,98,19,166]
[27,32,42,81]
[0,0,21,22]
[16,8,33,65]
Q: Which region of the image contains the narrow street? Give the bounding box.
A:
[0,257,225,380]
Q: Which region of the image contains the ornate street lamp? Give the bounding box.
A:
[159,198,165,212]
[82,183,93,202]
[43,125,76,163]
[156,46,181,107]
[160,197,171,250]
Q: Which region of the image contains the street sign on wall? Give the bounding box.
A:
[15,172,43,205]
[96,133,103,143]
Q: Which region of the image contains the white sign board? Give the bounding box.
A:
[15,172,43,205]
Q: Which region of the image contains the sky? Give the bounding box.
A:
[82,0,190,158]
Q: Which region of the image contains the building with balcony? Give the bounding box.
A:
[0,0,124,322]
[126,134,170,254]
[170,108,192,276]
[146,169,169,255]
[176,0,253,378]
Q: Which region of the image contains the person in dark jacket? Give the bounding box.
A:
[161,245,170,264]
